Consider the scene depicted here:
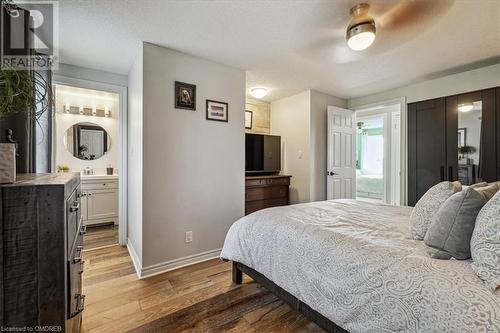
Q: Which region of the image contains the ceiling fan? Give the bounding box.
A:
[346,3,376,51]
[298,0,454,63]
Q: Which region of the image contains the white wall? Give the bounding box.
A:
[54,86,119,174]
[141,43,246,269]
[127,46,144,265]
[348,63,500,108]
[55,63,128,87]
[271,91,311,204]
[310,90,348,201]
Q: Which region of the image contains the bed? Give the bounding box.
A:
[356,170,383,200]
[220,200,500,333]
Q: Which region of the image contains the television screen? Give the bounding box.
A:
[245,134,281,174]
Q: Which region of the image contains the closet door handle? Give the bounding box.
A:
[448,166,453,181]
[440,166,445,181]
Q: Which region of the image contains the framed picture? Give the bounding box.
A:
[245,110,253,129]
[206,100,228,122]
[458,128,466,147]
[175,81,196,110]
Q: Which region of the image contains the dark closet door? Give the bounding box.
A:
[479,88,497,182]
[497,87,500,180]
[408,98,447,206]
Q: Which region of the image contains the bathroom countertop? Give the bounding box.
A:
[81,174,119,181]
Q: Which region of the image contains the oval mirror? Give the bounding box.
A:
[63,122,111,160]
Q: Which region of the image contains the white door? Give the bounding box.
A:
[327,106,356,200]
[87,189,119,221]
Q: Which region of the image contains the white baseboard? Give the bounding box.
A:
[126,239,142,279]
[139,248,222,279]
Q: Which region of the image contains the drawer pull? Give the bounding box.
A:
[74,294,86,315]
[79,224,87,235]
[73,246,84,263]
[79,260,85,274]
[70,202,80,212]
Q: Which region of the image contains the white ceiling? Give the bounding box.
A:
[57,0,500,102]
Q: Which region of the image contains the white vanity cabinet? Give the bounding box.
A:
[80,175,119,226]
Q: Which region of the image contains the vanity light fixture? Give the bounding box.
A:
[458,103,474,113]
[346,3,376,51]
[79,105,84,115]
[92,106,97,116]
[250,87,268,99]
[104,107,111,117]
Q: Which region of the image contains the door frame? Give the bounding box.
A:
[352,97,407,205]
[52,75,128,246]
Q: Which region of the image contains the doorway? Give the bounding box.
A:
[52,80,127,249]
[355,103,402,205]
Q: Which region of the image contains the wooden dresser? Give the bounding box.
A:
[0,173,84,332]
[245,175,292,215]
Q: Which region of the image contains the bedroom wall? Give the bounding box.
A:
[245,97,270,134]
[310,90,348,201]
[348,63,500,108]
[271,91,312,204]
[141,43,245,270]
[127,46,144,266]
[270,89,347,204]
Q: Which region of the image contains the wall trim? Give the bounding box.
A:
[139,248,222,279]
[127,239,142,279]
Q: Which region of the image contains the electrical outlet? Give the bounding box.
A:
[185,231,193,243]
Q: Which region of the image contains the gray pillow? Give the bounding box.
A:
[470,190,500,293]
[410,181,462,240]
[424,188,485,259]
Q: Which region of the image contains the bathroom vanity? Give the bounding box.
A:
[80,174,119,226]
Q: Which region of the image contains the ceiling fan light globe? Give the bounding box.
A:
[346,22,376,51]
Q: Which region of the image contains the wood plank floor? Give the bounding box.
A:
[82,245,323,332]
[84,224,119,250]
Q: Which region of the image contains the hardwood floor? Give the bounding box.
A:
[82,245,323,332]
[84,224,119,250]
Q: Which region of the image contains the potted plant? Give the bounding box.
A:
[458,145,476,165]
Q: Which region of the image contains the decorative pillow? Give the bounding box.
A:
[410,181,462,240]
[475,184,500,202]
[424,188,485,259]
[470,182,488,189]
[470,190,500,293]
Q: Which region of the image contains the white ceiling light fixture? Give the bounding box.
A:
[458,103,474,112]
[250,87,268,99]
[346,3,376,51]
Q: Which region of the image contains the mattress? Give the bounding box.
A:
[220,200,500,333]
[356,174,383,197]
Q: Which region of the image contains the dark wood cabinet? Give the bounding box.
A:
[0,173,83,332]
[245,175,291,215]
[408,87,499,206]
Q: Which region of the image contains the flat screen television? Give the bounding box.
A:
[245,133,281,175]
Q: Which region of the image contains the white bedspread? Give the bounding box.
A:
[220,200,500,333]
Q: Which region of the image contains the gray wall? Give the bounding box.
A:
[348,63,500,108]
[141,43,245,267]
[310,90,347,201]
[270,90,347,204]
[55,63,128,87]
[127,46,144,263]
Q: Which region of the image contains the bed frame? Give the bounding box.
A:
[232,261,348,333]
